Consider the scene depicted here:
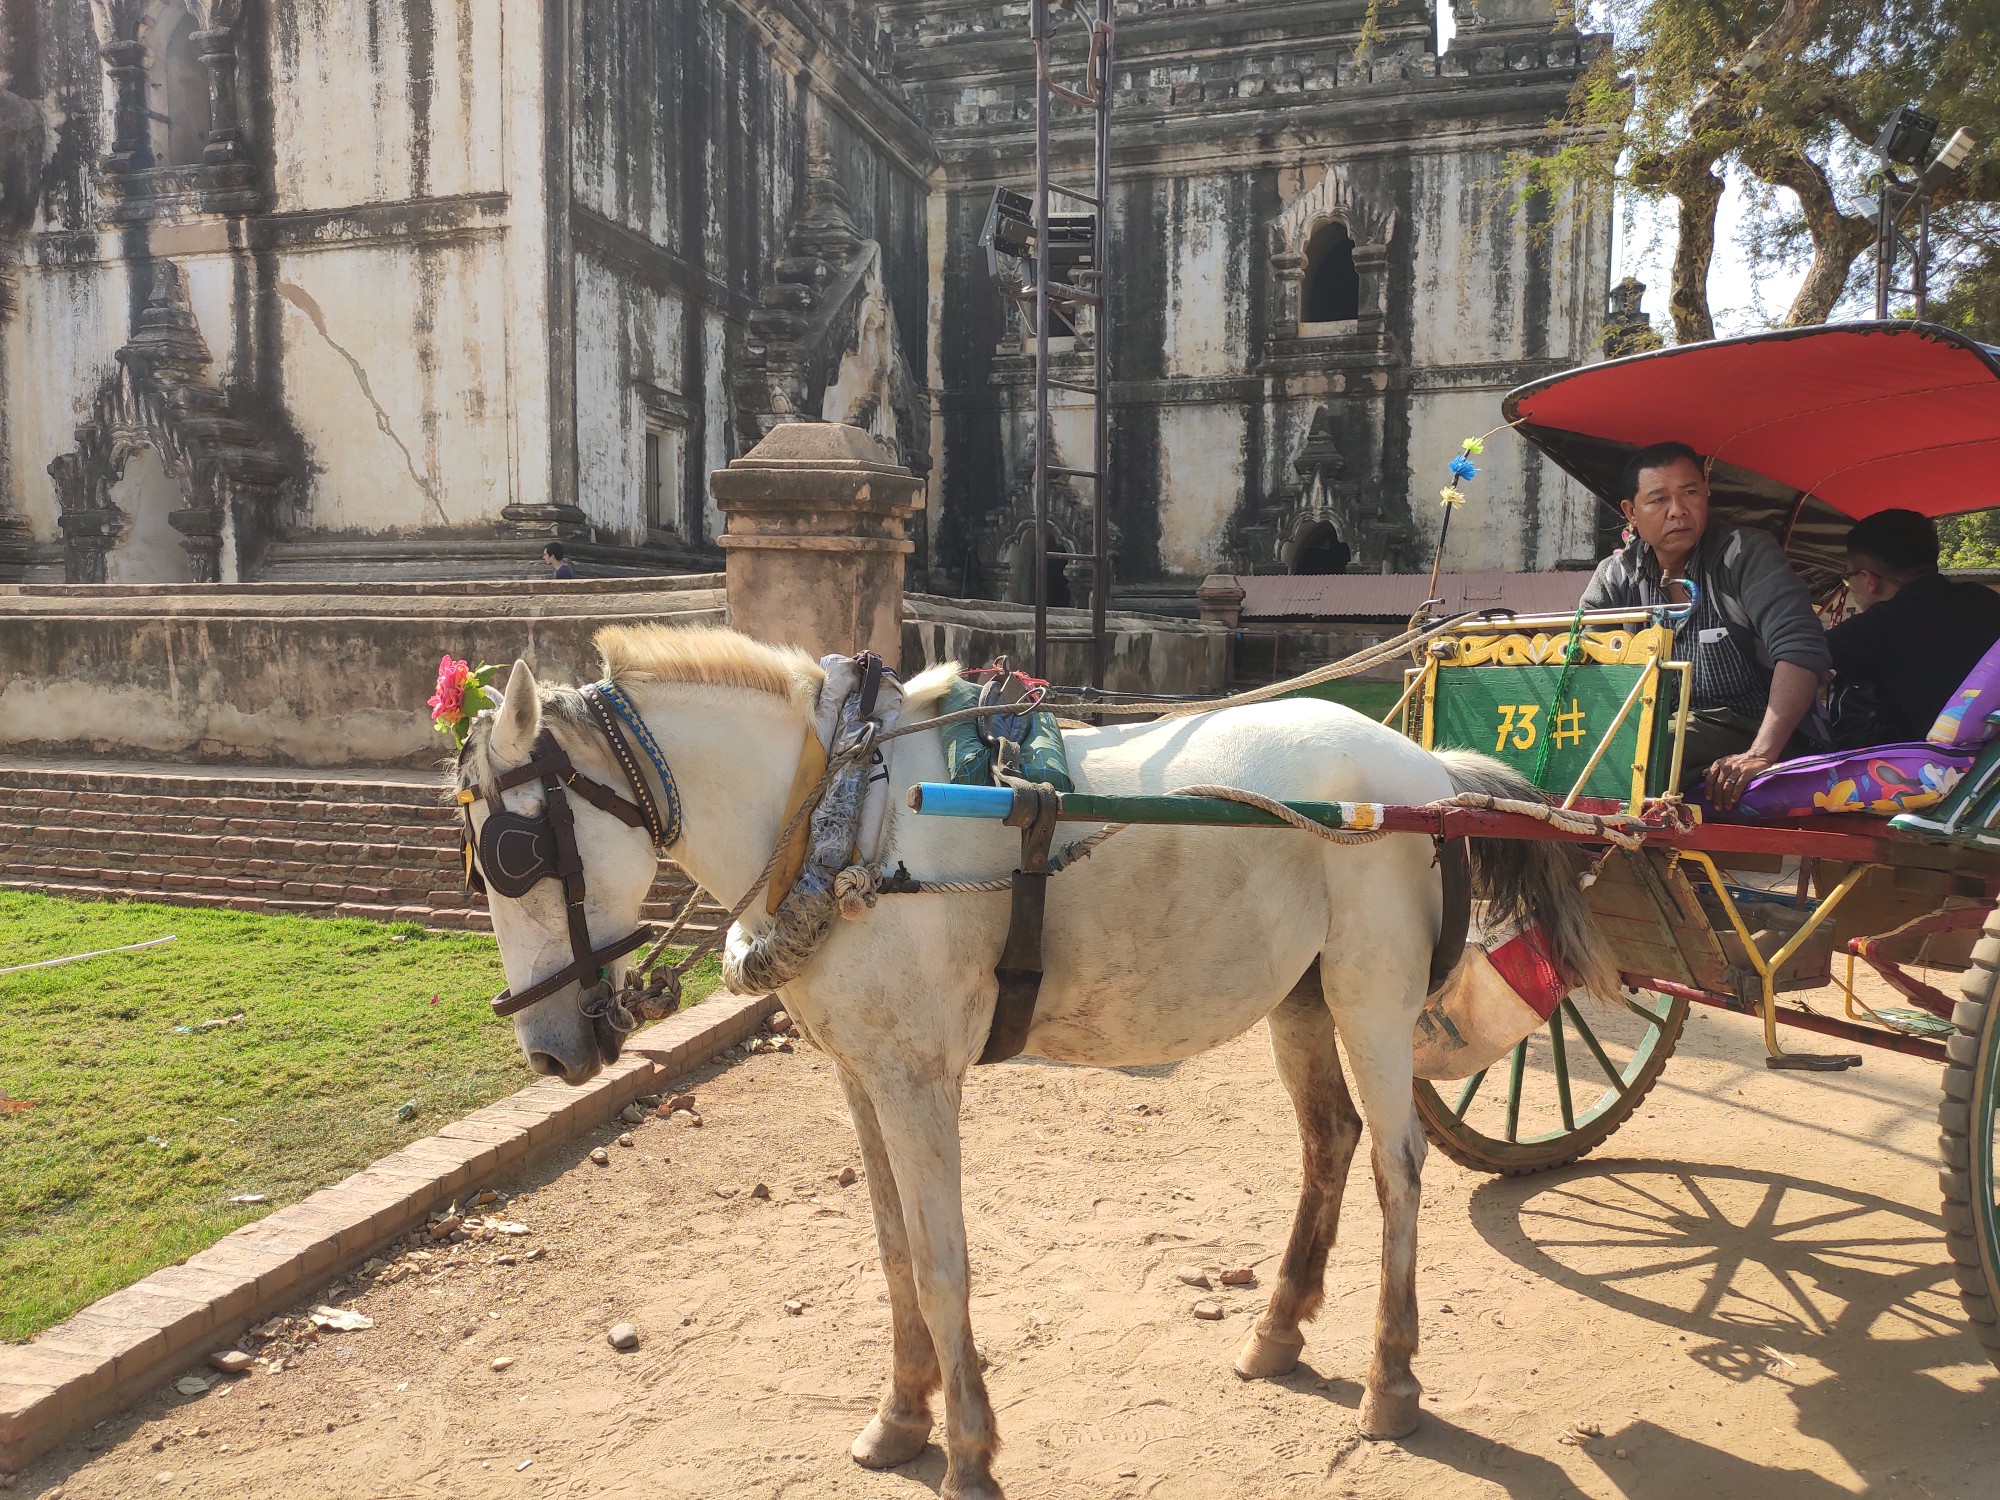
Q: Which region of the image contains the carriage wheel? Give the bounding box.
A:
[1941,904,2000,1365]
[1414,989,1687,1176]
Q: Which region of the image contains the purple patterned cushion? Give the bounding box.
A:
[1733,742,1976,819]
[1929,635,2000,748]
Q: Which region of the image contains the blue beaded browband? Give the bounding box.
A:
[586,680,684,851]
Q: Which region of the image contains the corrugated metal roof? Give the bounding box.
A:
[1235,571,1593,620]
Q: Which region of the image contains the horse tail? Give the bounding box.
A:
[1432,749,1620,1004]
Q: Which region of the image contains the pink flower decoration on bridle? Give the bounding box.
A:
[429,655,501,747]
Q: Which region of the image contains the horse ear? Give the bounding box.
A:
[490,659,541,762]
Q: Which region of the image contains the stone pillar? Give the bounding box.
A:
[100,39,150,176]
[711,422,924,668]
[193,27,247,167]
[1196,573,1246,628]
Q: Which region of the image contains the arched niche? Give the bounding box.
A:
[1286,518,1351,576]
[148,1,211,167]
[1269,171,1394,338]
[105,445,195,582]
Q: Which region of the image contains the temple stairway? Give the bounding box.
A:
[0,759,722,936]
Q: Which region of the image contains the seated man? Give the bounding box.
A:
[1580,441,1830,809]
[1826,508,2000,744]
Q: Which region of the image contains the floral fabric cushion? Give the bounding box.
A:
[1732,742,1976,819]
[1928,635,2000,748]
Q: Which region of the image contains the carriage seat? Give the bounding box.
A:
[1731,634,2000,818]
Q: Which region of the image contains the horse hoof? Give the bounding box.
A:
[942,1476,1005,1500]
[1233,1324,1305,1380]
[851,1413,931,1469]
[1357,1387,1421,1441]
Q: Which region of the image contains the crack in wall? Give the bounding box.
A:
[276,278,448,526]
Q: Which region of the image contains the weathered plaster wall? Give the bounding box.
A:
[888,0,1615,603]
[3,0,551,582]
[567,0,932,558]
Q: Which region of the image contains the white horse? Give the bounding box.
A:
[457,625,1613,1500]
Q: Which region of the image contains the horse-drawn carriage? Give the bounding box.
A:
[923,318,2000,1372]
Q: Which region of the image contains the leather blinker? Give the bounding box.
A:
[478,809,560,898]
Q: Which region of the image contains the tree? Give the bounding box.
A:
[1516,0,2000,342]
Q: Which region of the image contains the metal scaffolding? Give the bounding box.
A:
[1028,0,1114,687]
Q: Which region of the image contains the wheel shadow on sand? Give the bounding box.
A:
[1467,1157,2000,1496]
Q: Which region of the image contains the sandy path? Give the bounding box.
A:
[20,998,2000,1500]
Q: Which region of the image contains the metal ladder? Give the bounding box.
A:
[1028,0,1114,688]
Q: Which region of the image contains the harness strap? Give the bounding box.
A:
[490,925,657,1017]
[977,780,1062,1065]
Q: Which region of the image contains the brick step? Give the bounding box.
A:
[0,821,463,874]
[0,802,453,844]
[0,767,449,805]
[0,783,458,817]
[0,879,723,937]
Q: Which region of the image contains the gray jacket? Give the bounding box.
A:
[1580,526,1830,716]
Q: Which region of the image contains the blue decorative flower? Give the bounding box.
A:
[1448,453,1478,482]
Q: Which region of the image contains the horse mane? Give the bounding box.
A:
[595,624,825,711]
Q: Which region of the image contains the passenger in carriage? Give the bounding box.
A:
[1826,508,2000,746]
[1579,441,1831,809]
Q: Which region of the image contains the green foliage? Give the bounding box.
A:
[1940,510,2000,570]
[0,894,719,1341]
[1506,0,2000,335]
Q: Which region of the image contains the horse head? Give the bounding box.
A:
[456,660,660,1085]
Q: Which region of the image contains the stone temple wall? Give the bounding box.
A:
[884,0,1614,608]
[0,0,935,584]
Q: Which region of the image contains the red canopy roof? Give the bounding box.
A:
[1504,322,2000,578]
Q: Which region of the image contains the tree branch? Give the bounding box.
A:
[1743,144,1876,323]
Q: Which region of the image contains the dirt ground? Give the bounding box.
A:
[20,989,2000,1500]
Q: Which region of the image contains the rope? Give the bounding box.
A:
[1433,791,1647,850]
[1168,785,1390,844]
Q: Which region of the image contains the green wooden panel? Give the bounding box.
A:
[1430,662,1670,802]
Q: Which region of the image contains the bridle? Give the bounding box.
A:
[456,684,679,1030]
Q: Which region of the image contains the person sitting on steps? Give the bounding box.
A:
[1578,441,1831,809]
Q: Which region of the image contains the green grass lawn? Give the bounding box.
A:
[0,892,717,1342]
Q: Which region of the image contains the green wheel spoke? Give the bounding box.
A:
[1504,1040,1527,1144]
[1548,1008,1577,1134]
[1451,1068,1489,1122]
[1562,998,1631,1096]
[1621,993,1668,1029]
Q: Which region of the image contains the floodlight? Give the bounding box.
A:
[1875,103,1939,168]
[1936,128,1976,173]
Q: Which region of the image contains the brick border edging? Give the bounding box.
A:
[0,990,778,1473]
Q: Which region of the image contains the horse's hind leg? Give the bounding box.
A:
[834,1064,942,1469]
[1236,967,1364,1381]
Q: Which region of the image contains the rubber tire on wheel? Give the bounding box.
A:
[1414,991,1688,1176]
[1940,904,2000,1365]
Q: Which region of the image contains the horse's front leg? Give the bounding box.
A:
[833,1063,941,1469]
[862,1069,1002,1500]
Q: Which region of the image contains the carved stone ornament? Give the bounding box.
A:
[49,260,290,582]
[1228,406,1411,574]
[732,143,930,481]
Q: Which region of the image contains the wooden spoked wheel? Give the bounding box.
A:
[1942,903,2000,1366]
[1415,989,1687,1175]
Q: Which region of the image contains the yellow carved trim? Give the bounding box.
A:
[1435,623,1674,668]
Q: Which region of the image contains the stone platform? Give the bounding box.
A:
[0,577,1226,770]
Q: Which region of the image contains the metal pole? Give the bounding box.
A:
[1914,193,1931,320]
[1031,0,1052,680]
[1874,160,1894,319]
[1090,0,1113,691]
